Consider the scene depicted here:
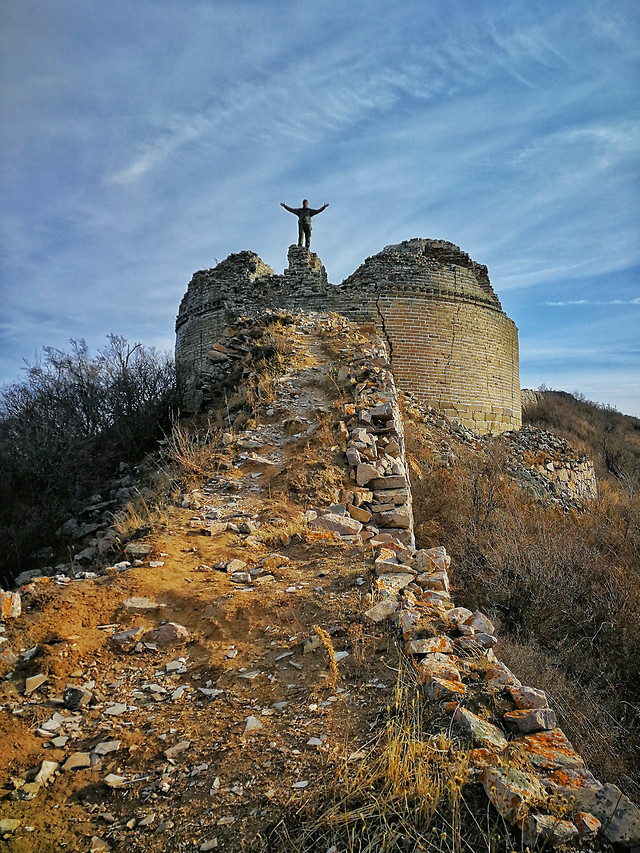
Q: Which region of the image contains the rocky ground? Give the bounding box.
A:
[0,315,406,852]
[2,313,638,853]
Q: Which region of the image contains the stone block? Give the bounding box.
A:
[124,543,153,560]
[481,765,544,823]
[356,463,379,486]
[425,676,467,702]
[375,560,404,575]
[415,653,461,684]
[447,606,473,627]
[575,811,601,839]
[311,513,363,536]
[509,685,548,710]
[416,570,449,592]
[406,636,453,656]
[346,447,361,466]
[517,728,585,771]
[376,528,413,545]
[369,475,407,490]
[521,814,578,847]
[454,708,508,751]
[374,573,415,593]
[364,598,399,624]
[376,506,411,529]
[571,782,640,846]
[484,661,521,689]
[463,610,495,635]
[347,504,372,523]
[0,590,21,619]
[503,708,557,734]
[142,622,190,648]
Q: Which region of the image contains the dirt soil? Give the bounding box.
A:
[0,315,402,852]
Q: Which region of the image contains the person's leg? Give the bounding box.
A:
[304,225,311,249]
[297,222,304,247]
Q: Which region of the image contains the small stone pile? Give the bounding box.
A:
[502,426,598,508]
[2,462,150,594]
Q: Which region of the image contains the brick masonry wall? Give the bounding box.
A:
[175,239,521,434]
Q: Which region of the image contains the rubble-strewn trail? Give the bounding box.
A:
[0,315,407,851]
[1,313,639,853]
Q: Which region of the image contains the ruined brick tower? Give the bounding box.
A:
[175,238,521,434]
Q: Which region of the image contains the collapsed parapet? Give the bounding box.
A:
[175,238,521,434]
[175,251,275,412]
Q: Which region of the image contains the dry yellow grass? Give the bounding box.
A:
[261,661,519,853]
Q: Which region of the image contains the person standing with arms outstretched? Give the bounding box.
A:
[280,199,329,249]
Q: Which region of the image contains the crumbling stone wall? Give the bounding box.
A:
[175,252,275,400]
[175,239,521,434]
[504,426,598,505]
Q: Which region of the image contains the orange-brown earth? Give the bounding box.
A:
[0,315,402,852]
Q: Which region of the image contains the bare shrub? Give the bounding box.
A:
[0,336,177,583]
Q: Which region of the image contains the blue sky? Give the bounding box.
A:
[1,0,639,415]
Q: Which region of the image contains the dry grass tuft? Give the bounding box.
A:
[112,491,169,543]
[163,419,227,488]
[258,661,518,853]
[314,625,340,691]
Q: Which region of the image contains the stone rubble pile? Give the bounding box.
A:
[309,338,415,548]
[502,426,598,506]
[2,461,151,595]
[403,392,599,513]
[364,532,640,847]
[184,314,271,416]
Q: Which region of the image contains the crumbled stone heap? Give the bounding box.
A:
[309,338,415,548]
[503,426,598,507]
[363,538,640,848]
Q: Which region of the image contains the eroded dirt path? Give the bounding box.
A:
[0,315,400,852]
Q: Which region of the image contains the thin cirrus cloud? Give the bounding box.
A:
[544,298,640,306]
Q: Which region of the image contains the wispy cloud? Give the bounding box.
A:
[544,298,640,306]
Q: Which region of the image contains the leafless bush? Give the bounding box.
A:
[0,336,177,583]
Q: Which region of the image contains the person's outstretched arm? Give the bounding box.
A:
[309,203,329,217]
[280,202,296,214]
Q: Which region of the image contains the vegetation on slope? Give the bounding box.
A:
[0,336,177,586]
[525,389,640,497]
[407,392,640,800]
